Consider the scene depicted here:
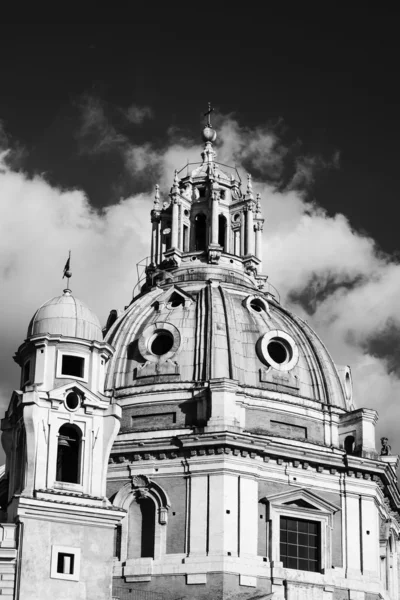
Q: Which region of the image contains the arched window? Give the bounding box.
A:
[164,221,172,251]
[344,435,355,455]
[56,424,81,484]
[234,229,241,256]
[15,426,26,493]
[112,476,170,565]
[128,496,156,559]
[183,224,189,252]
[218,214,227,250]
[194,214,207,251]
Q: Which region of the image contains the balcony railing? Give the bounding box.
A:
[133,254,280,303]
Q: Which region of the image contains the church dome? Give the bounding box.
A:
[104,273,348,409]
[27,288,103,342]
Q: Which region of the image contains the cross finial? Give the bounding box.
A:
[204,102,214,128]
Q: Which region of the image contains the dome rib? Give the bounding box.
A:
[104,280,348,409]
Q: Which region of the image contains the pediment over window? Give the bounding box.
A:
[47,381,108,411]
[283,499,316,509]
[260,488,341,514]
[153,286,195,311]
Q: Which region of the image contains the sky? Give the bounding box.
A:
[1,15,400,461]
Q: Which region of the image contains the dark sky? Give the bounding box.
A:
[1,13,399,255]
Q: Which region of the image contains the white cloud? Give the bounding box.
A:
[1,112,399,462]
[0,156,152,423]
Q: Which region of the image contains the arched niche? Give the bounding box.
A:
[344,435,355,455]
[112,476,170,563]
[194,213,207,251]
[56,423,82,484]
[218,214,227,250]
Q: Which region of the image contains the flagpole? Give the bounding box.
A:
[67,250,71,290]
[63,250,72,292]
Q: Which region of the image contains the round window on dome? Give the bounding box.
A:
[257,331,299,371]
[150,331,174,356]
[138,322,181,363]
[267,339,292,364]
[65,391,81,411]
[250,298,264,313]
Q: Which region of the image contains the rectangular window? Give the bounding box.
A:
[280,516,320,572]
[23,360,31,384]
[61,355,84,378]
[114,525,122,560]
[51,545,80,581]
[57,552,75,575]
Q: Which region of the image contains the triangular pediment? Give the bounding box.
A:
[154,285,195,310]
[48,381,106,407]
[260,488,341,514]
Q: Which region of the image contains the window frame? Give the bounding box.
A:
[22,359,32,386]
[56,350,88,382]
[279,514,321,572]
[260,489,340,574]
[50,545,81,582]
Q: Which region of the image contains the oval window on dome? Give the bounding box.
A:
[138,322,181,363]
[250,298,265,313]
[257,330,299,371]
[244,294,269,316]
[150,331,174,356]
[267,339,291,364]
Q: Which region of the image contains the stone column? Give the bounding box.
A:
[240,215,245,256]
[345,493,362,577]
[211,191,219,245]
[150,221,157,263]
[239,477,258,557]
[189,475,208,556]
[360,496,379,576]
[224,219,230,253]
[246,202,255,255]
[255,221,263,264]
[171,199,180,249]
[156,220,162,263]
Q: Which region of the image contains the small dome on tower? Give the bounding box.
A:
[27,289,103,342]
[202,126,217,143]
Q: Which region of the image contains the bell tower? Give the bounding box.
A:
[1,285,124,600]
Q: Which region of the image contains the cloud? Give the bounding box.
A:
[0,154,152,434]
[75,95,127,154]
[1,108,400,465]
[75,96,154,157]
[289,151,340,190]
[124,103,153,124]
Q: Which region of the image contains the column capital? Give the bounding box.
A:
[151,210,161,222]
[244,201,255,212]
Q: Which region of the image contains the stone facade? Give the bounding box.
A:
[1,118,400,599]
